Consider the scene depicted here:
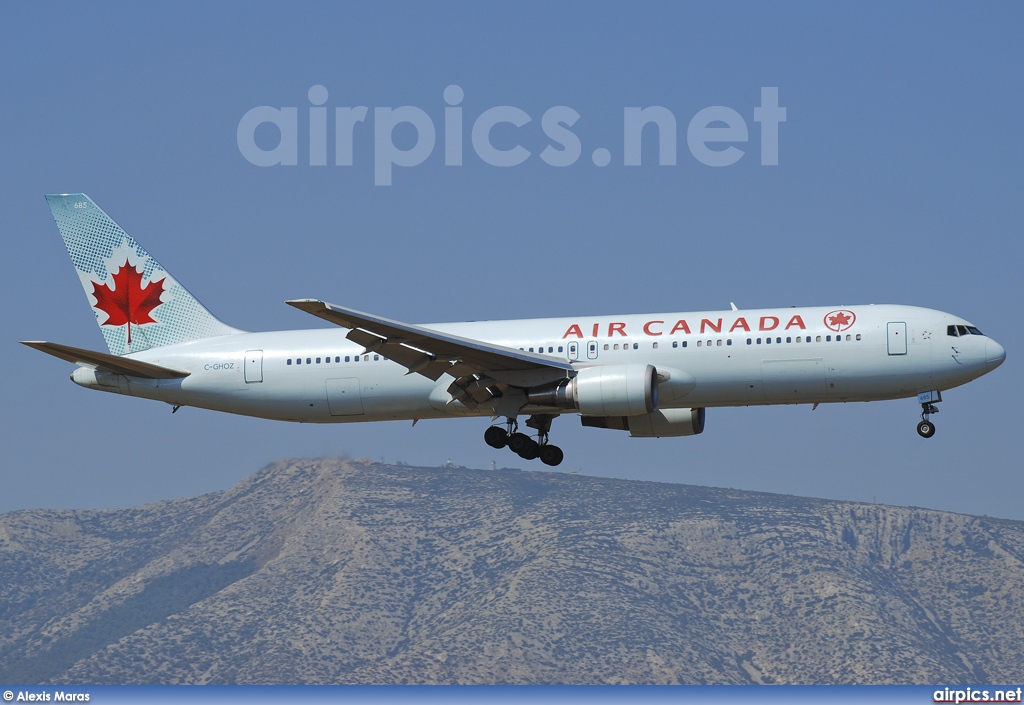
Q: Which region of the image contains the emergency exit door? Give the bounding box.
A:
[887,322,907,355]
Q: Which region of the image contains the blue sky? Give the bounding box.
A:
[2,3,1021,519]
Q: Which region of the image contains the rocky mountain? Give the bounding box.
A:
[1,458,1022,684]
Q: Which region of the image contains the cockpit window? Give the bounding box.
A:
[949,324,985,336]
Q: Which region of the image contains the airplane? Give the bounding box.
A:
[23,194,1006,467]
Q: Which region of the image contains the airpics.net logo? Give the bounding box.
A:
[237,85,786,186]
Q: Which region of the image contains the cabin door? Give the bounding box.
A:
[887,322,907,355]
[244,350,264,383]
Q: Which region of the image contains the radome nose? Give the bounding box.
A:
[986,339,1006,372]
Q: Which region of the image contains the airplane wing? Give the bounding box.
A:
[286,299,573,409]
[20,341,191,379]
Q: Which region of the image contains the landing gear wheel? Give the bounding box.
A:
[518,439,541,460]
[539,444,564,467]
[498,416,566,464]
[484,426,509,449]
[507,432,533,455]
[917,420,936,438]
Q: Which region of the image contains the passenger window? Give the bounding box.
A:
[855,334,861,341]
[776,337,782,344]
[682,341,688,348]
[306,358,311,364]
[345,356,350,362]
[335,356,340,363]
[816,336,821,342]
[727,339,732,346]
[716,340,722,347]
[287,359,292,365]
[786,337,792,343]
[673,341,678,348]
[613,344,619,350]
[766,338,771,344]
[603,344,609,351]
[653,342,658,349]
[757,338,762,344]
[697,340,702,347]
[558,346,563,352]
[529,347,534,352]
[826,335,831,342]
[633,343,639,350]
[374,355,380,361]
[746,338,752,345]
[845,335,851,341]
[364,355,369,361]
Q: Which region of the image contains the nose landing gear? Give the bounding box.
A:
[916,418,936,438]
[483,414,564,466]
[916,390,941,438]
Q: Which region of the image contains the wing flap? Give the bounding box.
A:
[21,341,190,379]
[345,327,451,381]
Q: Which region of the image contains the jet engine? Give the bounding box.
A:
[581,407,706,437]
[527,363,657,416]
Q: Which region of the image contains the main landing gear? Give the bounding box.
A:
[916,390,941,438]
[484,414,564,467]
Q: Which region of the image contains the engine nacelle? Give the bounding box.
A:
[528,364,657,416]
[575,363,657,416]
[581,407,706,437]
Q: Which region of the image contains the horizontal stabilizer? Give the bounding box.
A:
[20,341,190,379]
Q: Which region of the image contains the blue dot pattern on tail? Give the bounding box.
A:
[46,194,241,356]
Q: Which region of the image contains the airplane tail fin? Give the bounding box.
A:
[45,193,241,356]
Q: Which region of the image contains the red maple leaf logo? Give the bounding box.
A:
[829,312,851,327]
[91,258,166,344]
[824,309,856,332]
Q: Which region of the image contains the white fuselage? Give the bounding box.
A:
[71,304,1005,425]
